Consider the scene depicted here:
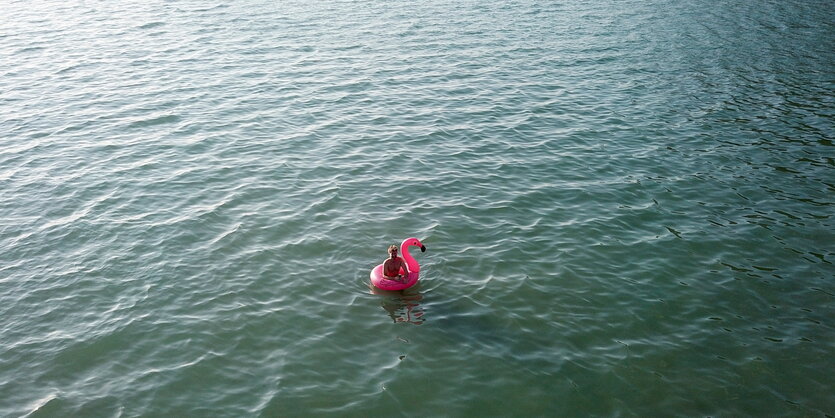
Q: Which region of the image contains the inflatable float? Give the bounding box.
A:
[370,237,426,291]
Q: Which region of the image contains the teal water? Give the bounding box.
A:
[2,0,834,416]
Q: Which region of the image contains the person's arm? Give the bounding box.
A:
[382,260,392,279]
[399,258,410,278]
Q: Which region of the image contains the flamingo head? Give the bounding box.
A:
[402,237,426,252]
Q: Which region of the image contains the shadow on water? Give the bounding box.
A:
[428,295,520,351]
[368,280,516,343]
[369,280,553,375]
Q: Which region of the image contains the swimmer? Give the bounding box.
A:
[382,244,409,283]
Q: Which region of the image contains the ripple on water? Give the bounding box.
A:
[2,0,834,416]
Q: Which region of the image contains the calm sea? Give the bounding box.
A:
[1,0,833,416]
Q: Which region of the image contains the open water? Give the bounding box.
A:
[1,0,834,416]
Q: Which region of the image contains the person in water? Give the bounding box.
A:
[383,244,410,283]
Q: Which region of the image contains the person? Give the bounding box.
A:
[383,244,409,283]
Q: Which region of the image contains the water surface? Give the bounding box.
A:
[1,0,833,416]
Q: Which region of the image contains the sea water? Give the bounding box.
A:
[1,0,833,416]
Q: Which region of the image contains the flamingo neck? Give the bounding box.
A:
[400,240,420,273]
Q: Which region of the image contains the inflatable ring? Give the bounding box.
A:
[370,237,426,290]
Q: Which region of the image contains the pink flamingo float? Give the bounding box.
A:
[370,237,426,291]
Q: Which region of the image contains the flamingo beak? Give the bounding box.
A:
[420,245,426,252]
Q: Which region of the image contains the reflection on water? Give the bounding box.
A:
[371,286,426,325]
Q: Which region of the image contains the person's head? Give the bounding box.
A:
[388,245,398,257]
